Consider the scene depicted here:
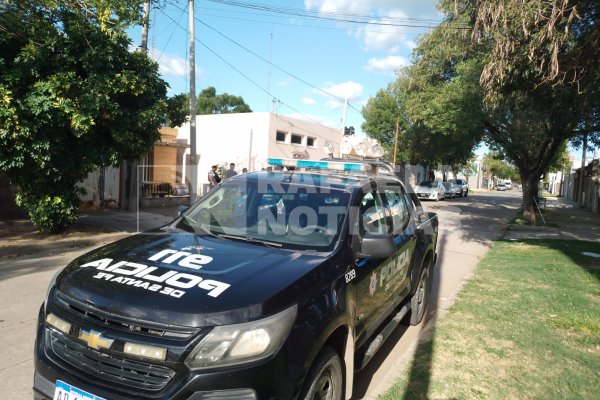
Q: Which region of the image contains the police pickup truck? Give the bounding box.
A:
[34,158,438,400]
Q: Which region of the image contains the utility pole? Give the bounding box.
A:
[267,31,273,112]
[339,99,348,157]
[188,0,198,203]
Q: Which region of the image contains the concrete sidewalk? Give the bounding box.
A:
[503,196,600,241]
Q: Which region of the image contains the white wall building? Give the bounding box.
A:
[176,112,343,194]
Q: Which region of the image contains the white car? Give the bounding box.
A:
[416,181,446,201]
[496,182,507,191]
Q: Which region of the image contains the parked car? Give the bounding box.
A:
[496,182,507,191]
[34,158,439,400]
[416,180,446,201]
[448,178,469,197]
[503,179,512,190]
[442,181,461,198]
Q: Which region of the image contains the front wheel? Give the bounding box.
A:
[301,347,343,400]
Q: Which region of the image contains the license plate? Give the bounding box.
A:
[53,380,105,400]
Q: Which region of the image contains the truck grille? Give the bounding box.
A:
[54,290,197,340]
[47,329,175,391]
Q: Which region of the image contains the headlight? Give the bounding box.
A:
[185,304,297,370]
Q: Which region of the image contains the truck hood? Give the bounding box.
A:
[55,228,327,327]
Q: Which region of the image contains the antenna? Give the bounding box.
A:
[267,30,273,111]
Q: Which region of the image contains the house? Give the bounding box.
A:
[175,112,343,194]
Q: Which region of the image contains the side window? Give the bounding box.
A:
[384,188,409,234]
[358,191,387,235]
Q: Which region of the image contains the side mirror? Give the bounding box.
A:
[176,205,189,219]
[356,232,396,259]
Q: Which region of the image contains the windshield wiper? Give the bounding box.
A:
[218,234,283,248]
[181,215,219,237]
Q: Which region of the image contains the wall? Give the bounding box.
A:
[78,166,120,207]
[177,112,342,194]
[267,113,341,162]
[152,146,179,183]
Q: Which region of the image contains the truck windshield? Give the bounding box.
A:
[178,179,351,251]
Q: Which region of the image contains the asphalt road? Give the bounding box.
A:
[0,190,523,400]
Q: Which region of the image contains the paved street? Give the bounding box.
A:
[1,191,523,399]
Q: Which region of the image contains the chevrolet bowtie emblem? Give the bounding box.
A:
[79,329,114,350]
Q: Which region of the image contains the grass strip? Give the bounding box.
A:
[382,239,600,400]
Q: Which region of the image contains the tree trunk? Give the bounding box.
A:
[521,172,538,223]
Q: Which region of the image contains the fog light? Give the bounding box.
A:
[45,313,71,335]
[124,342,167,361]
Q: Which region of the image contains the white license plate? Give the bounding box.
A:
[53,380,105,400]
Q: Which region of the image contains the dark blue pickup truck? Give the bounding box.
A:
[34,158,438,400]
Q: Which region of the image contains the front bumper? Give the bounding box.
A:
[416,192,438,200]
[34,305,301,400]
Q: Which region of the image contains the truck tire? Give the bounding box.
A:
[301,347,343,400]
[408,263,430,326]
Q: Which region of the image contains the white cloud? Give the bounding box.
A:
[149,49,198,78]
[302,97,316,105]
[315,80,363,100]
[405,40,417,50]
[364,55,409,75]
[305,0,399,14]
[305,0,441,52]
[277,78,293,87]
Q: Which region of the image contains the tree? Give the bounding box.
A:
[469,0,600,221]
[395,0,600,222]
[165,93,189,127]
[0,1,169,232]
[483,153,519,182]
[196,87,252,115]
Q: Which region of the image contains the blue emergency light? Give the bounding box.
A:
[267,158,370,172]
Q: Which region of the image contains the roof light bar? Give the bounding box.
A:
[267,158,370,172]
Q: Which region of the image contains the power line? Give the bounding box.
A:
[156,2,188,62]
[158,9,339,140]
[170,2,346,104]
[205,0,449,29]
[196,10,429,36]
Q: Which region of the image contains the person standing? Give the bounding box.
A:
[224,163,237,180]
[208,165,221,189]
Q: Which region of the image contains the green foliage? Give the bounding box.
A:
[15,190,80,233]
[165,93,189,127]
[547,143,572,173]
[197,87,252,115]
[483,153,519,181]
[0,1,169,231]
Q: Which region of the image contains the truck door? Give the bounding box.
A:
[380,183,416,304]
[352,189,394,346]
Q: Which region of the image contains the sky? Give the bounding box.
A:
[128,0,442,140]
